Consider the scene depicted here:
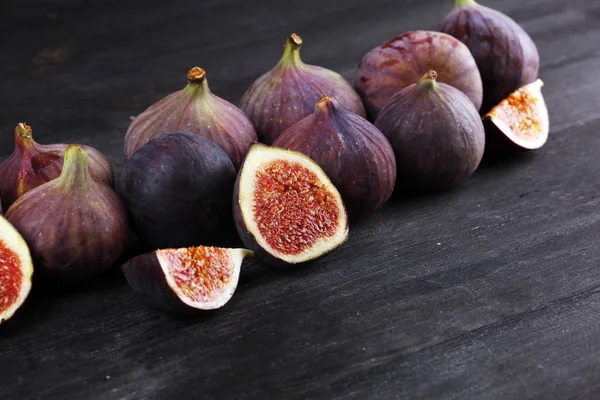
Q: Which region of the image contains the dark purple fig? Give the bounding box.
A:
[375,71,485,190]
[6,145,128,282]
[240,33,366,145]
[440,0,540,113]
[0,214,33,324]
[124,67,257,169]
[234,143,348,267]
[0,123,114,210]
[122,245,253,313]
[356,30,482,119]
[119,132,237,250]
[273,96,396,220]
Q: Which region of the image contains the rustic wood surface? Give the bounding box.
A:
[1,0,600,398]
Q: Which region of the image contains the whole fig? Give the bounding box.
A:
[273,96,396,220]
[0,123,114,209]
[6,145,128,282]
[124,67,257,169]
[240,33,366,144]
[375,71,485,190]
[440,0,539,113]
[356,30,482,119]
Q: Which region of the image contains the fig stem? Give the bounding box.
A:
[455,0,477,7]
[315,96,339,115]
[279,33,303,66]
[14,123,35,153]
[185,67,211,98]
[417,70,439,91]
[59,145,91,188]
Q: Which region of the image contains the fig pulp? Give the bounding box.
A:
[356,30,483,119]
[240,33,366,144]
[0,123,114,209]
[0,215,33,324]
[122,246,253,313]
[375,71,485,190]
[234,143,349,266]
[273,96,396,220]
[483,79,549,151]
[124,67,257,169]
[6,145,128,282]
[119,132,237,250]
[440,0,540,113]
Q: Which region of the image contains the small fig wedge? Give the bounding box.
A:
[122,246,253,313]
[0,215,33,324]
[234,143,349,266]
[483,79,548,151]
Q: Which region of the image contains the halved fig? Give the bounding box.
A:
[234,143,349,266]
[122,246,253,313]
[0,215,33,324]
[483,79,549,151]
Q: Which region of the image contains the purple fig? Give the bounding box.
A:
[240,33,366,145]
[440,0,540,113]
[0,123,114,210]
[6,146,128,282]
[119,132,237,250]
[273,96,396,220]
[124,67,257,169]
[356,30,483,119]
[234,143,348,267]
[375,71,485,190]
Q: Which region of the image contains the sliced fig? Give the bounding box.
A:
[483,79,549,151]
[234,143,349,266]
[122,246,253,313]
[0,215,33,324]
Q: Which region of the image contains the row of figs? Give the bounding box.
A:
[0,0,550,322]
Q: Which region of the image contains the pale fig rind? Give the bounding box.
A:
[240,34,366,145]
[356,30,483,119]
[124,67,257,169]
[273,96,396,220]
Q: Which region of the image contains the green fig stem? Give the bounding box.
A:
[279,33,304,67]
[58,145,91,188]
[417,70,439,91]
[455,0,477,7]
[14,122,36,153]
[184,67,211,98]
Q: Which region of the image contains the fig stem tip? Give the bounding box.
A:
[455,0,477,8]
[15,123,32,138]
[288,33,303,48]
[187,67,206,84]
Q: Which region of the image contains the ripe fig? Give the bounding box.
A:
[6,145,128,282]
[240,33,366,145]
[0,215,33,324]
[122,246,253,313]
[234,143,348,267]
[483,79,548,152]
[440,0,540,113]
[273,96,396,220]
[356,30,483,119]
[124,67,257,169]
[119,132,237,250]
[0,123,114,209]
[375,71,485,190]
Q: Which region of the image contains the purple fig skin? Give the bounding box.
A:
[440,0,540,113]
[356,30,483,119]
[0,123,114,210]
[119,132,237,250]
[124,67,257,169]
[6,145,128,282]
[273,96,396,220]
[240,34,367,145]
[375,71,485,190]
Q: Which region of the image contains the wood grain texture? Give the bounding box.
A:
[1,0,600,398]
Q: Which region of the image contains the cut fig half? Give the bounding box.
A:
[234,143,349,266]
[122,246,253,313]
[483,79,549,151]
[0,215,33,324]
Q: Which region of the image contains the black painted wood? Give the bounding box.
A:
[1,0,600,398]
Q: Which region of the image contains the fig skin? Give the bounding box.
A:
[0,123,114,209]
[124,67,257,169]
[6,146,128,282]
[119,132,237,250]
[355,30,483,119]
[375,71,485,190]
[440,0,540,113]
[240,33,366,145]
[273,96,396,220]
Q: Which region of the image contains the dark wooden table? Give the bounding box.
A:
[1,0,600,398]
